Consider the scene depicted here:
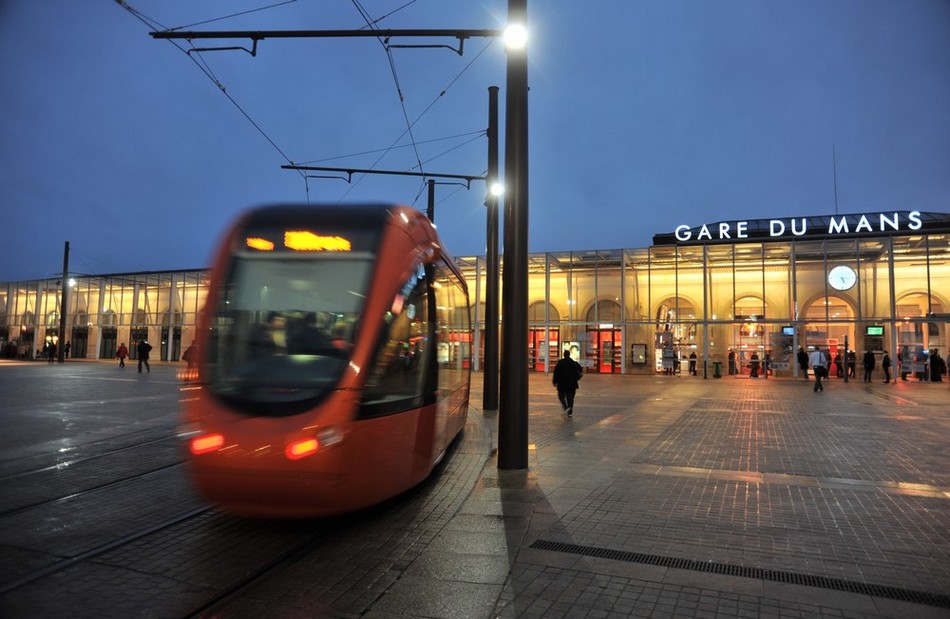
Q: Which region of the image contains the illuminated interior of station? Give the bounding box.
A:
[2,211,947,378]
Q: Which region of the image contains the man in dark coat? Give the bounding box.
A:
[552,349,582,416]
[137,339,152,373]
[862,350,876,382]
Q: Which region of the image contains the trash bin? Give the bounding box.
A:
[713,361,722,378]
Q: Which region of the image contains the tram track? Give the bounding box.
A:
[0,505,213,595]
[0,432,178,482]
[0,460,186,518]
[182,524,342,619]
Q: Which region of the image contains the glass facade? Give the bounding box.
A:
[2,212,948,381]
[0,270,209,362]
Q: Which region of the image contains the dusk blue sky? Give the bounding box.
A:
[1,1,948,281]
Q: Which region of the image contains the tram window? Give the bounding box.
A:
[434,263,471,397]
[206,256,372,415]
[361,265,429,417]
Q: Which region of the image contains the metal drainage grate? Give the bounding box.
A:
[529,539,950,610]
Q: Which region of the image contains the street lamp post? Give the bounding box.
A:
[57,241,69,363]
[483,86,501,414]
[498,0,529,470]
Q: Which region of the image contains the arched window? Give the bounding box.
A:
[101,309,118,327]
[161,311,183,327]
[896,293,944,349]
[529,301,559,323]
[586,300,621,323]
[655,298,696,341]
[736,295,769,338]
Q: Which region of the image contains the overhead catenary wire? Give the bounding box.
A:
[358,0,419,30]
[333,36,497,202]
[351,0,426,177]
[118,0,497,209]
[298,130,486,166]
[116,0,304,178]
[167,0,298,32]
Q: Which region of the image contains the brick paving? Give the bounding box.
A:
[0,361,948,617]
[480,375,950,618]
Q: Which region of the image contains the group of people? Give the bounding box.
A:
[798,346,894,392]
[724,349,770,377]
[114,339,152,372]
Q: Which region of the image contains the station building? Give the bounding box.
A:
[2,210,948,379]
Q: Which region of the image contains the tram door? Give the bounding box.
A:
[587,328,622,373]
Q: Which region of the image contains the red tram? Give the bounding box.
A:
[180,204,472,517]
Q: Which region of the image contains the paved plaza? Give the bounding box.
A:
[0,360,948,618]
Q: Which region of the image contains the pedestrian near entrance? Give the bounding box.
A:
[116,342,129,368]
[552,349,582,417]
[137,339,152,373]
[931,349,946,382]
[809,347,828,392]
[688,351,697,376]
[862,350,876,382]
[728,349,737,375]
[797,346,809,379]
[750,352,760,378]
[882,351,892,383]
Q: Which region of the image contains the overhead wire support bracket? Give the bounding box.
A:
[285,164,486,187]
[151,29,502,57]
[385,37,468,56]
[187,39,259,56]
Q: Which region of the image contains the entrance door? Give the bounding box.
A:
[528,329,559,372]
[161,327,182,361]
[70,327,88,359]
[129,327,148,359]
[587,328,622,373]
[100,328,117,359]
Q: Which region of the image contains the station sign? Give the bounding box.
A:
[653,210,950,246]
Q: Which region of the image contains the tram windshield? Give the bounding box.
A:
[206,253,372,414]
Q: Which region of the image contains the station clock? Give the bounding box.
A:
[827,265,857,291]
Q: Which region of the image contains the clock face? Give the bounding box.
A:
[828,265,857,291]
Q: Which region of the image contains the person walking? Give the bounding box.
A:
[749,352,760,378]
[809,347,828,392]
[116,342,129,368]
[728,349,736,375]
[552,348,583,417]
[47,341,56,364]
[862,350,876,383]
[688,351,697,376]
[797,346,809,379]
[882,350,892,383]
[137,339,152,373]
